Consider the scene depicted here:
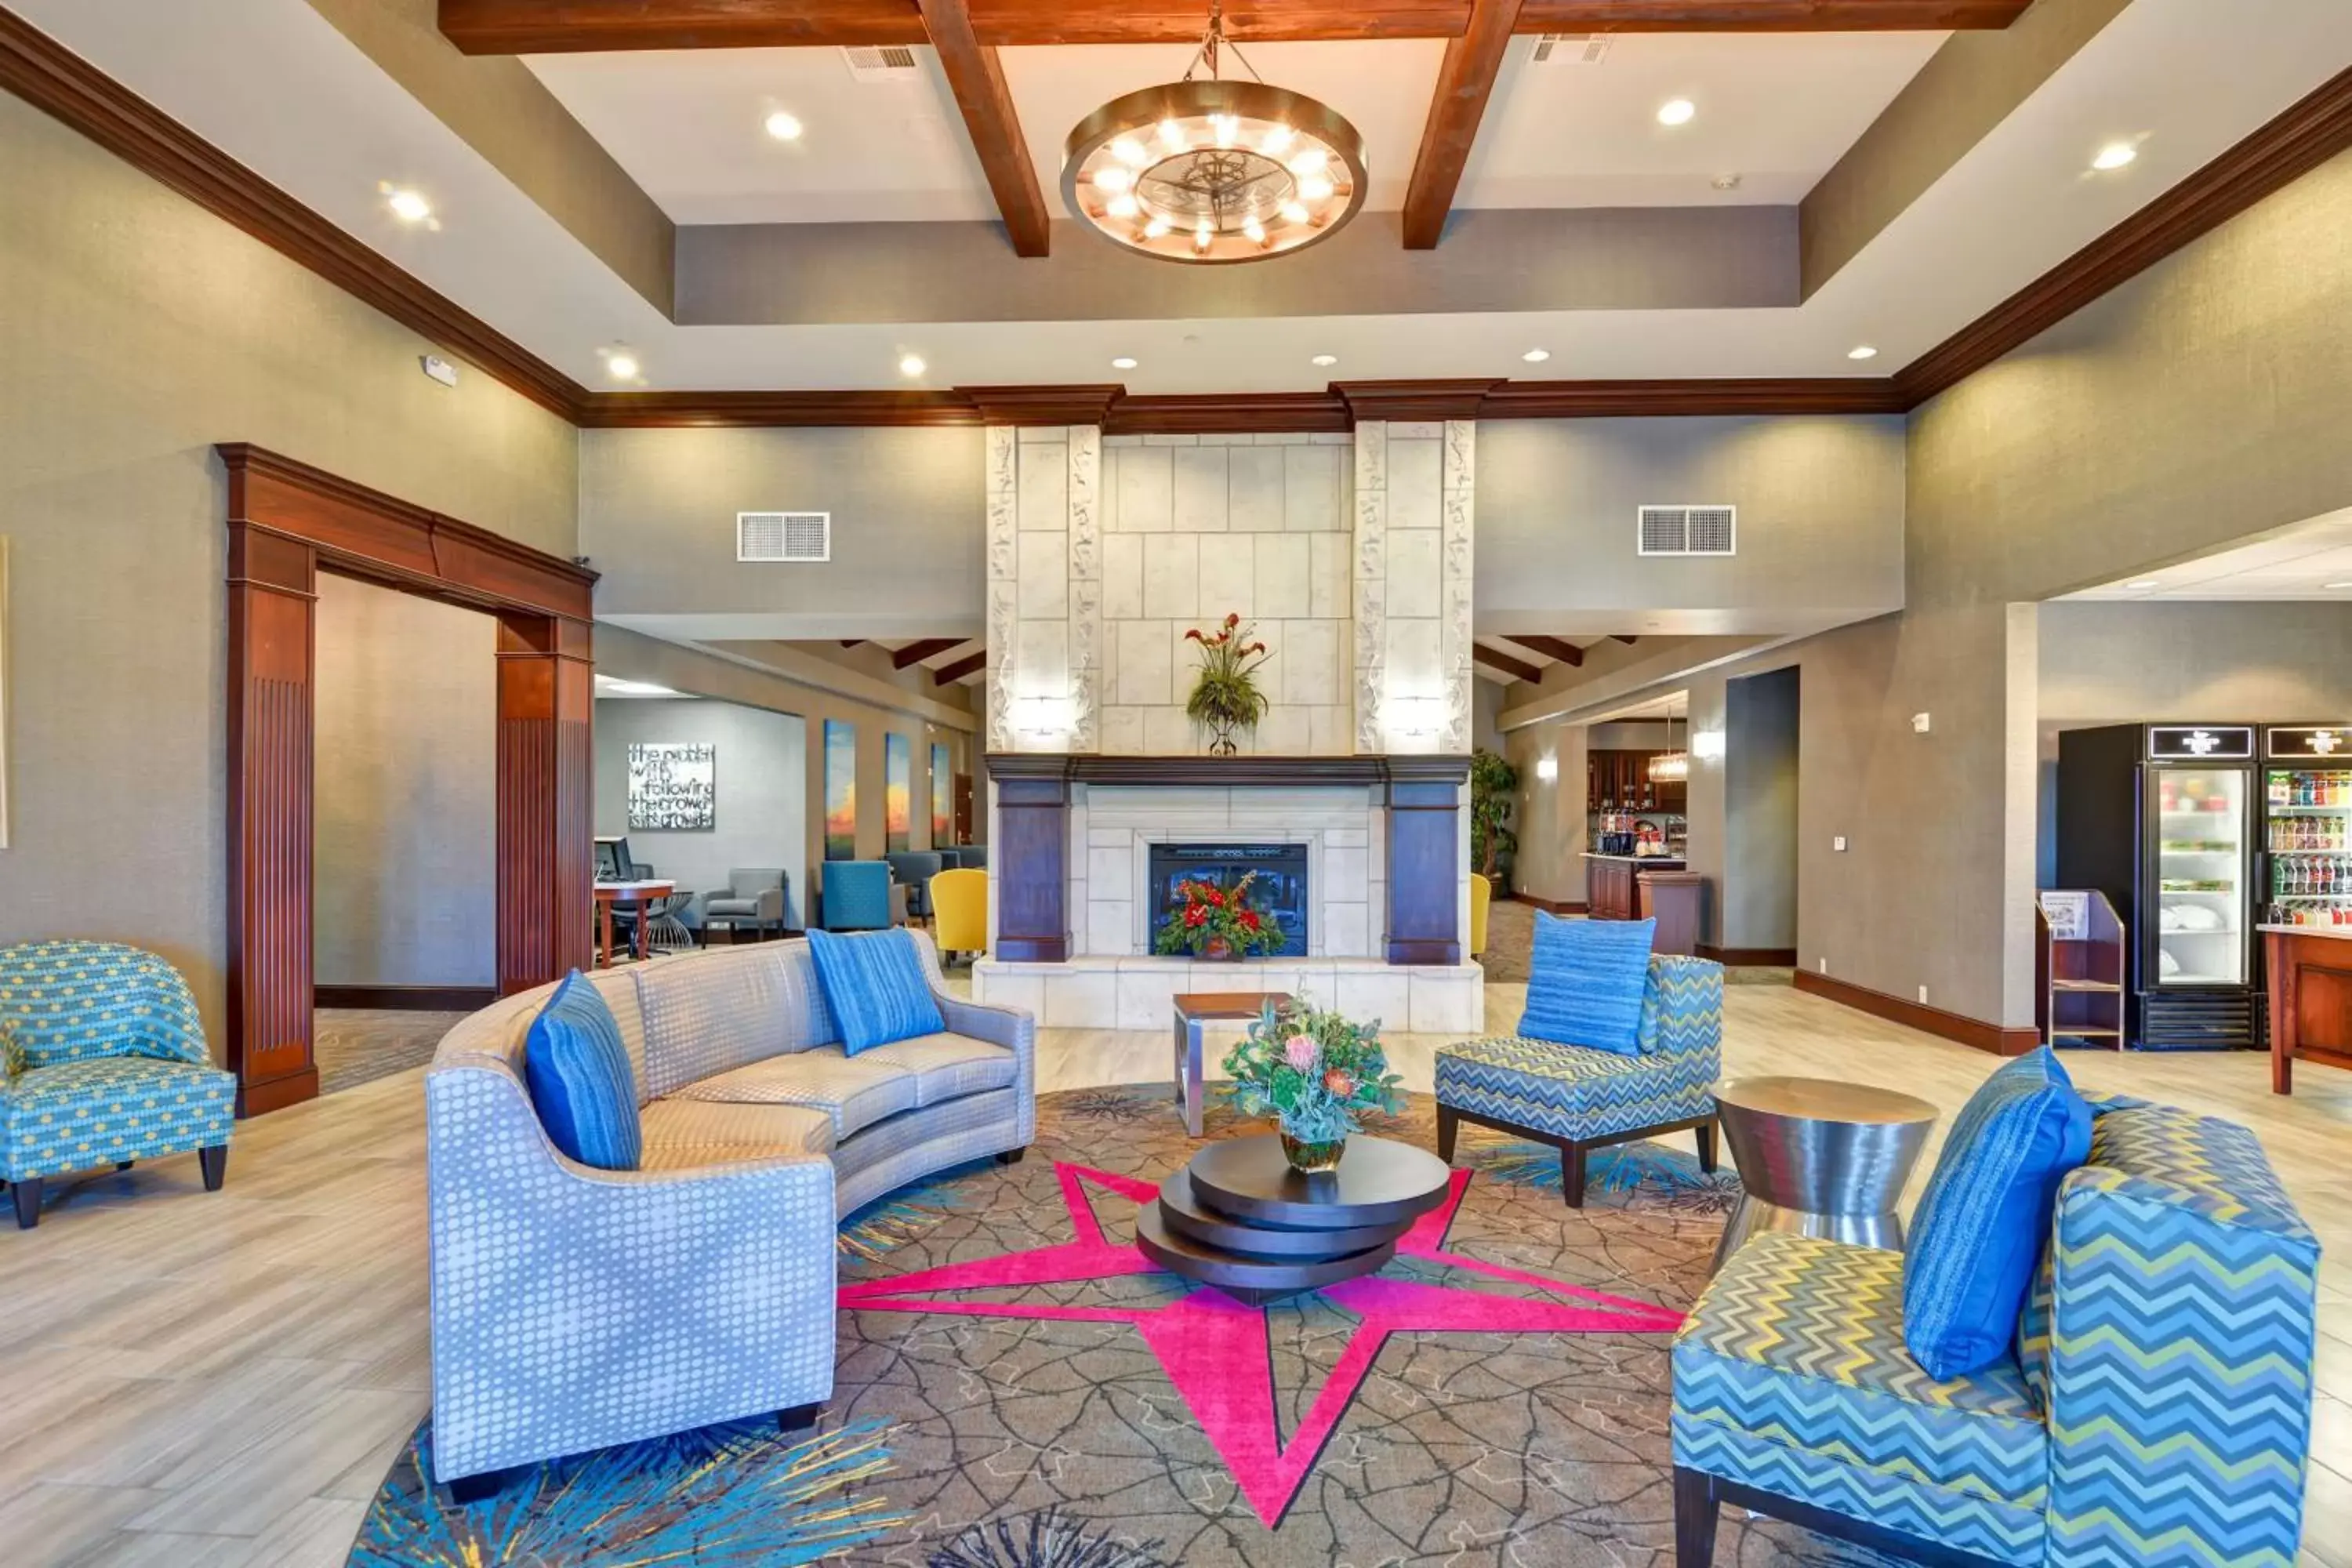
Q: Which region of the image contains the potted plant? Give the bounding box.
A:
[1221,998,1406,1172]
[1183,612,1271,756]
[1153,871,1287,961]
[1469,747,1519,891]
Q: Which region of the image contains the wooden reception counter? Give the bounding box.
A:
[1582,855,1700,956]
[2259,924,2352,1094]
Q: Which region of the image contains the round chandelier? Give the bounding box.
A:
[1061,4,1367,265]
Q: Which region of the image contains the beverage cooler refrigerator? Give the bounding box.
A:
[2260,726,2352,931]
[2056,724,2259,1051]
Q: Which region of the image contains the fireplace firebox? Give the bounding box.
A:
[1146,843,1309,957]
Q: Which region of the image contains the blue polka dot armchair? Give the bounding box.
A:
[0,941,234,1228]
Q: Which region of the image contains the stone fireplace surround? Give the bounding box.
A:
[974,754,1485,1035]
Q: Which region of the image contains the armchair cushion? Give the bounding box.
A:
[637,1098,836,1171]
[1673,1230,2049,1566]
[1904,1047,2091,1379]
[1519,911,1654,1055]
[3,1055,236,1181]
[806,928,944,1054]
[669,1047,920,1139]
[523,972,641,1171]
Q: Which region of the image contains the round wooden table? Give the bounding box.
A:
[1136,1134,1450,1306]
[592,880,677,967]
[1709,1075,1938,1274]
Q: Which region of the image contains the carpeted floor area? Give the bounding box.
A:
[351,1085,1890,1567]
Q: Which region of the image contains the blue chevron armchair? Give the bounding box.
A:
[1434,953,1722,1206]
[1671,1098,2319,1568]
[0,941,234,1228]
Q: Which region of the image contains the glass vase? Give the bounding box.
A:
[1279,1131,1347,1174]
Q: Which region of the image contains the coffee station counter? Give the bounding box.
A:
[1581,854,1698,954]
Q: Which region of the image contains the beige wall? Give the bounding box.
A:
[0,93,577,1052]
[314,575,497,989]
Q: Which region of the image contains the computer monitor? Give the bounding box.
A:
[594,836,633,882]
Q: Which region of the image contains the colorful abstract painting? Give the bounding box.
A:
[931,742,953,844]
[885,733,912,853]
[823,719,856,860]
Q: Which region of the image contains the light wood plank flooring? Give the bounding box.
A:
[4,982,2347,1566]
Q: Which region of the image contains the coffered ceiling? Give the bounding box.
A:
[6,0,2350,394]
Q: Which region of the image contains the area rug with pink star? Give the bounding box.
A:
[355,1085,1892,1567]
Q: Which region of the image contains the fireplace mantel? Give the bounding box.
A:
[986,753,1468,967]
[985,754,1469,787]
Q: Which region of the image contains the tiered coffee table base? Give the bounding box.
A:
[1136,1134,1450,1306]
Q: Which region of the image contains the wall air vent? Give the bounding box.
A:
[1530,33,1612,65]
[1637,505,1737,557]
[738,512,830,563]
[841,45,921,83]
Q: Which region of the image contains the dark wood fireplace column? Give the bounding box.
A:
[983,755,1470,966]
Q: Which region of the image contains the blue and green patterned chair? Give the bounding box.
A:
[0,941,234,1229]
[1434,953,1722,1206]
[1671,1098,2319,1566]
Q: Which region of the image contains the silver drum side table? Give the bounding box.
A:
[1710,1076,1938,1275]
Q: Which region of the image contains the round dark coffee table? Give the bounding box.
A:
[1135,1134,1451,1306]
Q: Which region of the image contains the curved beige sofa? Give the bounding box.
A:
[423,930,1034,1487]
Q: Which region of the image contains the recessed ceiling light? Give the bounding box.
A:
[2125,579,2161,589]
[898,354,927,378]
[764,111,804,142]
[602,347,641,382]
[1711,173,1742,191]
[1657,99,1697,127]
[1847,345,1879,361]
[1111,356,1138,370]
[2328,581,2352,590]
[1311,354,1338,367]
[383,185,432,223]
[2091,141,2137,171]
[595,677,677,697]
[1522,348,1552,364]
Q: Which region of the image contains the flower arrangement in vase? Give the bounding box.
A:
[1183,612,1270,756]
[1221,998,1406,1172]
[1152,870,1287,962]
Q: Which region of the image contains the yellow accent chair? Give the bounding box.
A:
[931,867,989,964]
[1469,873,1493,959]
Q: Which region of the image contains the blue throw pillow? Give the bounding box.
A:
[523,971,641,1171]
[806,928,946,1056]
[1517,912,1656,1055]
[1902,1047,2092,1379]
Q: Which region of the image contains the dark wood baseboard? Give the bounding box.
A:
[315,985,499,1012]
[1509,894,1588,916]
[1792,969,2038,1057]
[1697,945,1798,967]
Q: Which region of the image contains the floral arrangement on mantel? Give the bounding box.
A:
[1183,612,1270,756]
[1152,871,1287,961]
[1221,998,1406,1172]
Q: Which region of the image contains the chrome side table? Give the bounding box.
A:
[1710,1076,1938,1275]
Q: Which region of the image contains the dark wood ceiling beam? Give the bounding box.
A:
[1474,644,1544,684]
[1402,0,1523,251]
[934,648,989,683]
[916,0,1051,259]
[1504,634,1584,666]
[437,0,2030,53]
[892,637,967,668]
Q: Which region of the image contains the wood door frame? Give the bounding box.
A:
[220,444,597,1115]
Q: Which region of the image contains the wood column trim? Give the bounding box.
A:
[1385,775,1464,965]
[226,522,319,1116]
[993,772,1071,962]
[495,614,596,995]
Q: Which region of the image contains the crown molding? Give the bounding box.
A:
[5,13,2345,434]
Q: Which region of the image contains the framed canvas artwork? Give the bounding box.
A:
[626,742,715,830]
[824,720,857,859]
[885,733,912,853]
[931,741,953,845]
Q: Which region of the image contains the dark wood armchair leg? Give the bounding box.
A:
[1695,1120,1718,1174]
[12,1178,41,1229]
[198,1145,229,1192]
[1436,1105,1460,1163]
[116,1161,135,1172]
[778,1402,823,1432]
[1673,1466,1721,1567]
[1562,1145,1588,1209]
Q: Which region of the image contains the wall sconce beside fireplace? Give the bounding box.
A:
[1384,695,1445,741]
[1017,695,1071,743]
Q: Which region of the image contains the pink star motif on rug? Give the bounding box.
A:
[840,1160,1687,1527]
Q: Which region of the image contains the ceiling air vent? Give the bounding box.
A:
[841,45,921,83]
[1530,33,1613,65]
[738,511,830,563]
[1638,505,1737,557]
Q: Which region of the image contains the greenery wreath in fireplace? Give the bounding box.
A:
[1153,870,1289,961]
[1183,612,1271,756]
